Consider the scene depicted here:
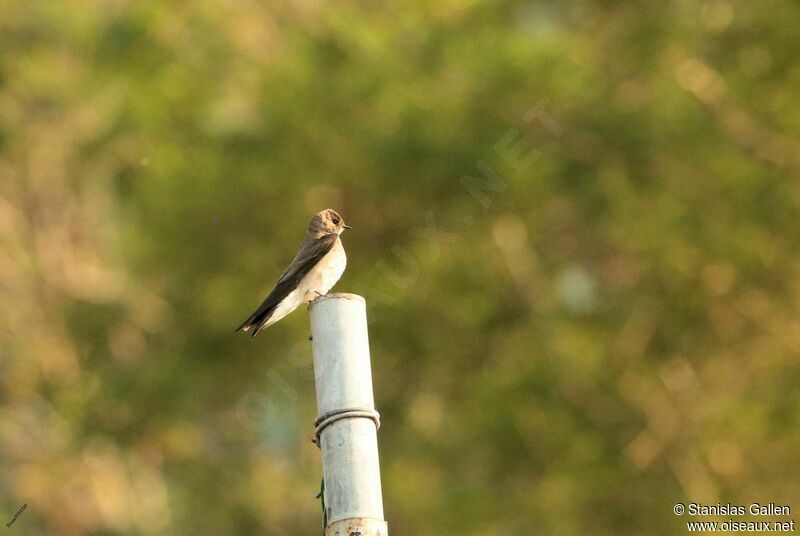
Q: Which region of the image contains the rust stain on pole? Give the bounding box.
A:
[326,517,388,536]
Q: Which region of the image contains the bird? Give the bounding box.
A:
[236,208,350,338]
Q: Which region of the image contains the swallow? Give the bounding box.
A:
[236,208,350,338]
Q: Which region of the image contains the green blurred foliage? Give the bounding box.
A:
[2,0,800,534]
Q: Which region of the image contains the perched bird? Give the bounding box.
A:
[236,208,350,338]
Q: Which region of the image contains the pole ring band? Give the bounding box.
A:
[313,407,381,447]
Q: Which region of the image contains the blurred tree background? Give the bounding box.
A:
[2,0,800,534]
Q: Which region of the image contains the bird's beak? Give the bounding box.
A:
[343,224,352,230]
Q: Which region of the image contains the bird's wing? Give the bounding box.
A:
[236,232,339,335]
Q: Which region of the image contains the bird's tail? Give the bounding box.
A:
[235,308,275,339]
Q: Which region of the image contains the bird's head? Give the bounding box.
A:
[309,208,350,235]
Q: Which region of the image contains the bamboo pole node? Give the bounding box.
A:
[312,407,381,447]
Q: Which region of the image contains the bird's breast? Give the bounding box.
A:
[300,238,346,300]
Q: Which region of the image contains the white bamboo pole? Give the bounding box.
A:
[309,293,388,536]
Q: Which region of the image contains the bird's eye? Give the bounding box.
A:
[332,218,340,225]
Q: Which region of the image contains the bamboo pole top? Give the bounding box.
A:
[310,292,366,306]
